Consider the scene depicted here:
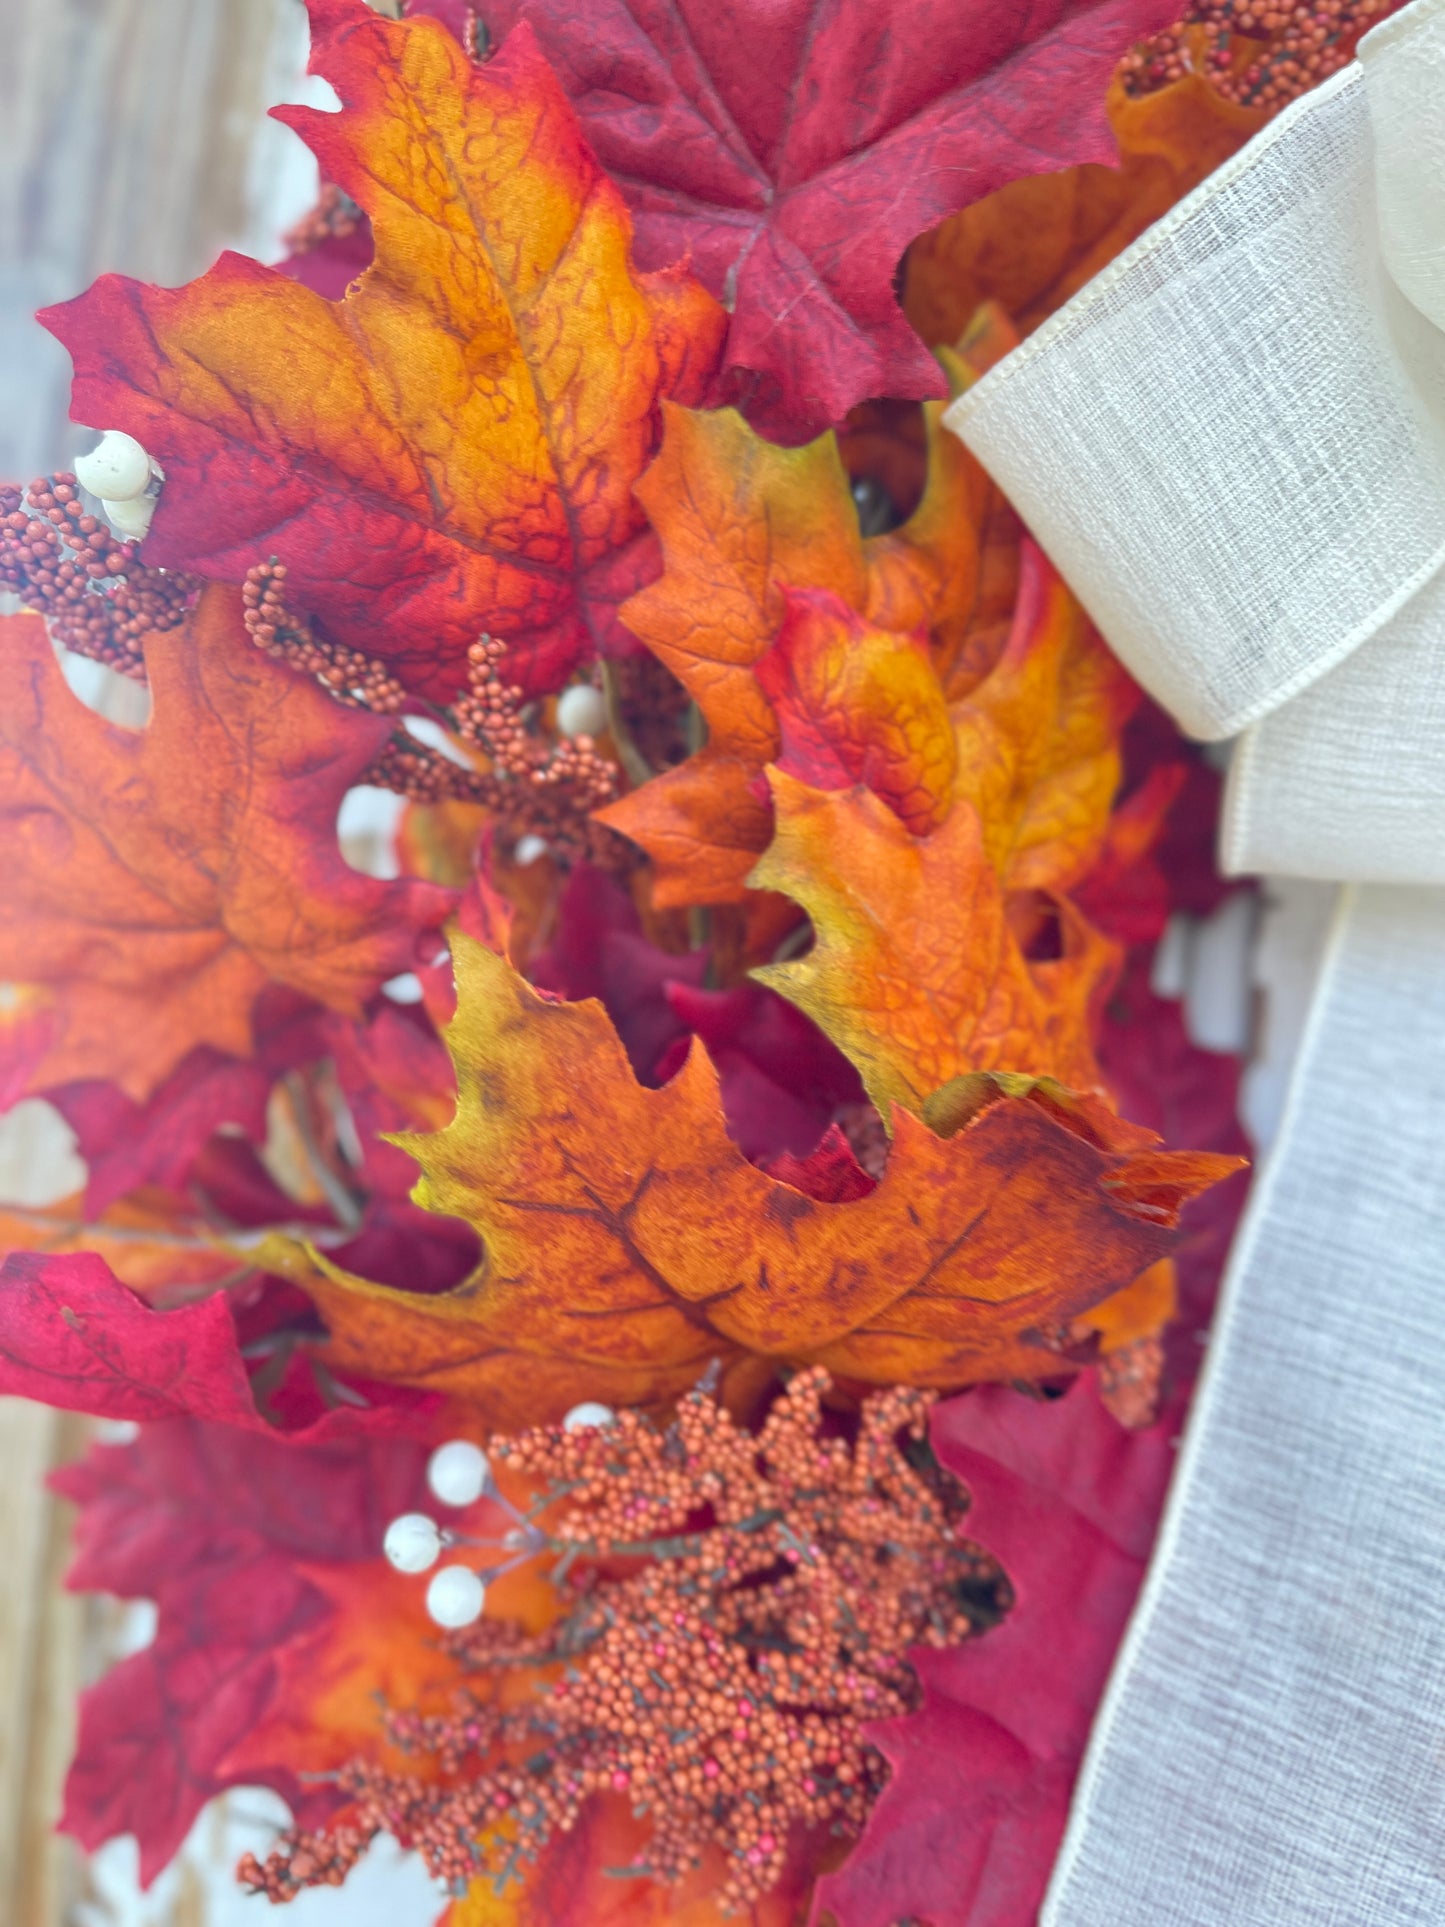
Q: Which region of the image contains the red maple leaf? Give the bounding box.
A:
[314,1001,482,1295]
[47,986,324,1215]
[1087,705,1253,1380]
[662,978,864,1163]
[529,862,863,1163]
[40,0,724,700]
[484,0,1181,439]
[812,1376,1176,1926]
[52,1051,272,1215]
[0,1250,433,1437]
[529,863,710,1084]
[55,1419,431,1882]
[1098,947,1252,1387]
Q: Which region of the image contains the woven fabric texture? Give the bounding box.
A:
[950,0,1445,888]
[1046,887,1445,1926]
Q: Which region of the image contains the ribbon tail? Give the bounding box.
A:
[1044,884,1445,1924]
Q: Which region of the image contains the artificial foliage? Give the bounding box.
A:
[0,0,1386,1916]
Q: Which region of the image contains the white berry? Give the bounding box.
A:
[427,1565,486,1628]
[556,682,606,739]
[513,833,548,866]
[384,1512,443,1574]
[101,494,155,541]
[427,1438,490,1508]
[563,1401,616,1432]
[74,430,153,502]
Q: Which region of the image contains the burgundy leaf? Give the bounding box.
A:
[483,0,1181,438]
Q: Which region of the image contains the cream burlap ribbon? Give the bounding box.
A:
[948,4,1445,1918]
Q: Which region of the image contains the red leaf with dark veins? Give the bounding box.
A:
[483,0,1182,439]
[0,1250,433,1437]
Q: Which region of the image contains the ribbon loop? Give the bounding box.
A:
[1363,0,1445,333]
[948,0,1445,878]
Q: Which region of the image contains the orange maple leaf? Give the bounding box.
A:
[0,590,453,1100]
[838,304,1029,700]
[221,1538,559,1799]
[266,932,1238,1419]
[595,376,981,906]
[440,1807,814,1926]
[221,1561,464,1792]
[749,543,1133,1120]
[904,63,1266,353]
[41,0,726,701]
[597,310,1047,914]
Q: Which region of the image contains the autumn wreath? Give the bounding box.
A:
[0,0,1387,1917]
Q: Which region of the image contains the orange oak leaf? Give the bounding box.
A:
[753,589,956,838]
[596,385,979,906]
[751,770,1118,1120]
[40,0,726,702]
[217,1561,461,1793]
[1078,1253,1176,1351]
[0,591,453,1100]
[268,931,1238,1416]
[904,64,1266,353]
[751,545,1133,1119]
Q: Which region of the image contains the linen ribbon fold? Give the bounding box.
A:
[947,2,1445,1919]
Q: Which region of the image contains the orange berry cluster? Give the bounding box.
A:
[836,1100,890,1181]
[365,634,622,863]
[282,182,363,258]
[237,556,621,862]
[1097,1333,1166,1429]
[239,1370,1006,1913]
[0,475,194,679]
[1121,0,1397,107]
[455,634,619,812]
[241,561,408,712]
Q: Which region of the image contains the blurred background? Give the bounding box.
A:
[4,0,320,480]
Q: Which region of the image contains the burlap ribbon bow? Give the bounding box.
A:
[948,3,1445,1919]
